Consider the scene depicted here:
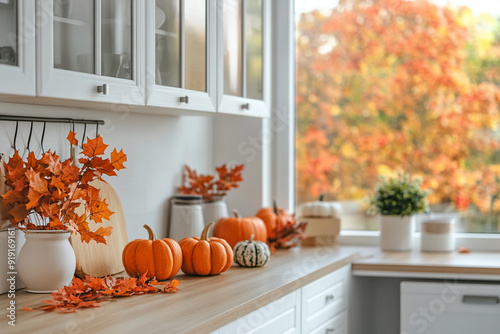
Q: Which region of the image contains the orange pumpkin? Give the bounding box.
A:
[213,209,267,248]
[178,222,233,276]
[122,225,182,280]
[255,201,295,239]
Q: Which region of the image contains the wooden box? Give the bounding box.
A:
[299,216,340,246]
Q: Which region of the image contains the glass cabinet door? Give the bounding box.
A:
[147,0,215,112]
[0,0,18,67]
[219,0,268,117]
[53,0,133,79]
[154,0,207,92]
[0,0,35,96]
[39,0,143,104]
[222,0,263,100]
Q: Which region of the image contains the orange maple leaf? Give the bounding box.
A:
[88,200,114,223]
[110,148,127,171]
[40,151,62,175]
[67,131,79,146]
[25,168,48,194]
[82,135,108,158]
[8,204,28,223]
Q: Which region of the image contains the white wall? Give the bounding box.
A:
[213,114,271,217]
[0,102,214,241]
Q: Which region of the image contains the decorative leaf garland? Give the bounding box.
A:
[22,273,181,313]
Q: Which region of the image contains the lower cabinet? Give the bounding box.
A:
[302,265,350,333]
[401,281,500,334]
[218,291,301,334]
[215,264,351,334]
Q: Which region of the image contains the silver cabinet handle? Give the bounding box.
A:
[179,96,189,103]
[462,295,499,305]
[325,328,335,334]
[242,103,250,110]
[97,84,109,95]
[325,294,335,304]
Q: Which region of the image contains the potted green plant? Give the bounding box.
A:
[368,172,430,251]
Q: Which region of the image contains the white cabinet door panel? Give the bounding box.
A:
[401,281,500,334]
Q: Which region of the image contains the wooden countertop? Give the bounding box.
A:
[1,246,362,334]
[352,248,500,280]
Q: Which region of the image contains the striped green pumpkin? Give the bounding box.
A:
[234,235,270,268]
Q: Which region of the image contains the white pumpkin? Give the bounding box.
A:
[300,194,337,217]
[234,235,270,268]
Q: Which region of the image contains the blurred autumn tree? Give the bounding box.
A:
[296,0,500,231]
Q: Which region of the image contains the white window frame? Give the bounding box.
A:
[272,0,500,252]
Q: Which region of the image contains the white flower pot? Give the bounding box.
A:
[379,215,415,251]
[17,230,76,293]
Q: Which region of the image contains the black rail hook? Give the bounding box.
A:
[26,121,33,153]
[41,121,46,153]
[95,121,99,138]
[81,123,87,148]
[13,121,18,151]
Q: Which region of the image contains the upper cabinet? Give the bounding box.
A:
[0,0,36,96]
[217,0,270,118]
[37,0,145,105]
[0,0,270,118]
[145,0,217,113]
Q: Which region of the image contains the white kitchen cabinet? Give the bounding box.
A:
[310,310,347,334]
[217,0,271,118]
[37,0,145,105]
[401,281,500,334]
[302,264,350,334]
[216,264,351,334]
[145,0,217,113]
[0,0,36,96]
[219,290,301,334]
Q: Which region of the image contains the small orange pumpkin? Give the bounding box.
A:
[255,201,295,239]
[213,209,267,248]
[122,225,182,280]
[178,222,233,276]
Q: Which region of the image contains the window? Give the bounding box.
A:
[295,0,500,233]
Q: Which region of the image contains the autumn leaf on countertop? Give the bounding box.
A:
[23,274,181,313]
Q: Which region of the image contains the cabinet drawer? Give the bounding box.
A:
[310,310,347,334]
[302,265,350,333]
[219,290,300,334]
[401,282,500,334]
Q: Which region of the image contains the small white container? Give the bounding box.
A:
[168,195,205,241]
[421,219,455,252]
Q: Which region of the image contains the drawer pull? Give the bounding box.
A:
[325,328,335,334]
[179,96,189,103]
[97,84,109,95]
[462,295,499,305]
[325,294,335,304]
[242,103,250,110]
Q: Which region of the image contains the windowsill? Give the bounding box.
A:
[338,230,500,252]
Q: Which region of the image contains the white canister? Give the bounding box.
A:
[421,219,455,252]
[168,195,205,241]
[202,197,228,225]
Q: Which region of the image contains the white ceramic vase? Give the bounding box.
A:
[202,197,229,225]
[17,230,76,293]
[379,215,415,251]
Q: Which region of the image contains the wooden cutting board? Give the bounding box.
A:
[0,153,11,231]
[70,179,128,278]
